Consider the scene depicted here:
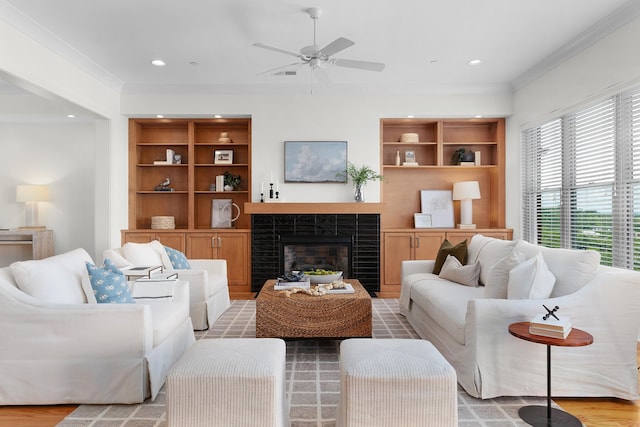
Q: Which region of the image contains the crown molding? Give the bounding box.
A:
[512,1,640,91]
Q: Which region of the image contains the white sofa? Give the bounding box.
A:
[400,234,640,400]
[104,241,231,330]
[0,248,195,404]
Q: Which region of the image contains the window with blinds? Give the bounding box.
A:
[522,88,640,270]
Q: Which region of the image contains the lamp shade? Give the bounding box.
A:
[452,181,481,200]
[16,185,50,202]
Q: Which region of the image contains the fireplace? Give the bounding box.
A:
[280,235,352,277]
[251,213,380,295]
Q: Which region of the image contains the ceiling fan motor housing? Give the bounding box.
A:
[307,7,322,19]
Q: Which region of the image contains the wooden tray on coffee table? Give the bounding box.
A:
[256,279,372,339]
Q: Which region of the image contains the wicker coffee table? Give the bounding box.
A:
[256,279,372,339]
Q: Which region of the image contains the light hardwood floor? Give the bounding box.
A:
[1,350,637,426]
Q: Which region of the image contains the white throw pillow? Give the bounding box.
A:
[467,235,518,285]
[511,240,600,297]
[507,253,556,299]
[11,248,94,304]
[484,250,525,298]
[439,255,480,287]
[122,240,173,269]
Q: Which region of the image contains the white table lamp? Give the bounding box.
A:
[452,181,481,229]
[16,185,50,229]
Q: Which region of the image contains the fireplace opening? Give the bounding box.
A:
[280,235,352,278]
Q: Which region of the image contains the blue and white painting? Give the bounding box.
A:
[284,141,348,183]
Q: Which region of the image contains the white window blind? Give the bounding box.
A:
[523,91,640,270]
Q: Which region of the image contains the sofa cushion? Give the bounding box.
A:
[483,250,525,298]
[142,295,187,346]
[122,240,173,269]
[409,274,484,345]
[86,260,135,304]
[10,248,93,304]
[163,246,191,269]
[512,240,600,297]
[439,255,480,287]
[468,234,517,285]
[433,239,467,275]
[507,253,556,299]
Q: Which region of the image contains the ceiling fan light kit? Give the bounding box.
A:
[253,7,385,80]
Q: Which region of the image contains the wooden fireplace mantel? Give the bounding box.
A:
[244,202,384,215]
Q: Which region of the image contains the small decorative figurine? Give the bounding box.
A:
[154,177,173,191]
[542,304,560,321]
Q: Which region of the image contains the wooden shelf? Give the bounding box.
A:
[126,117,253,292]
[379,117,507,295]
[245,203,384,215]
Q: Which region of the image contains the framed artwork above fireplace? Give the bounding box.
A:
[284,141,348,183]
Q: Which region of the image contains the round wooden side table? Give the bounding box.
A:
[508,322,593,427]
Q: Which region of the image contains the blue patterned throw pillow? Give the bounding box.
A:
[164,246,191,269]
[86,259,134,304]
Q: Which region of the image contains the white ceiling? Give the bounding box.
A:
[1,0,640,97]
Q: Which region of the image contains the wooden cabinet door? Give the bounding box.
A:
[383,232,414,287]
[445,232,478,245]
[186,233,216,259]
[414,232,445,260]
[122,231,156,245]
[156,233,185,252]
[216,232,249,287]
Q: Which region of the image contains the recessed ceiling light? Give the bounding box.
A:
[467,59,482,66]
[67,114,75,118]
[156,114,164,118]
[407,115,414,118]
[475,115,483,118]
[214,115,222,118]
[150,59,166,67]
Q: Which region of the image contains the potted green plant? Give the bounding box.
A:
[223,171,241,191]
[339,162,383,202]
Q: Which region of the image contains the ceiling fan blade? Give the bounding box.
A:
[257,62,303,76]
[253,43,303,59]
[318,37,355,57]
[333,58,385,72]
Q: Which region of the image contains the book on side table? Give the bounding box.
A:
[529,314,572,339]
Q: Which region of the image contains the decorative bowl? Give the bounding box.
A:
[304,271,343,284]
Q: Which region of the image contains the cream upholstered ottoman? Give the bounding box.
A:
[166,338,289,427]
[337,339,457,427]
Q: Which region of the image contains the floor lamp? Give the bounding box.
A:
[452,181,481,229]
[16,185,50,229]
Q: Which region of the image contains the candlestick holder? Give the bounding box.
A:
[275,191,279,199]
[269,183,274,199]
[260,192,264,203]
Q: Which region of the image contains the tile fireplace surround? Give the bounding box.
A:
[247,203,381,295]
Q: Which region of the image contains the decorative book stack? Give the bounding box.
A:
[529,313,572,339]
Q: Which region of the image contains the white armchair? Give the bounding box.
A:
[0,249,195,404]
[103,241,231,330]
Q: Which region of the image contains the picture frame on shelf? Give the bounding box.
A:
[214,149,233,164]
[420,190,454,228]
[414,213,433,228]
[284,141,348,183]
[405,150,416,163]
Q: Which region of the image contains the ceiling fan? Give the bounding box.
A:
[253,7,385,82]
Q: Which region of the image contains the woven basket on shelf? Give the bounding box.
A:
[151,216,175,230]
[400,132,419,143]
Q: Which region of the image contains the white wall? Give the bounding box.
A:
[0,17,125,259]
[0,122,96,255]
